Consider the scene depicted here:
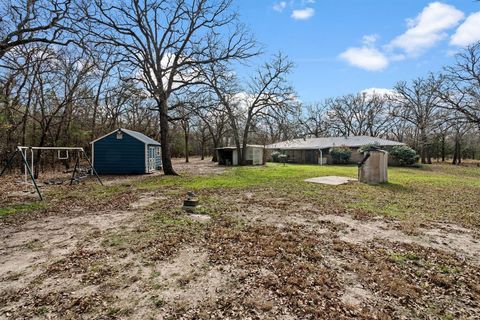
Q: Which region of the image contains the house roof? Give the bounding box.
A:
[217,144,264,150]
[91,128,161,146]
[266,136,404,150]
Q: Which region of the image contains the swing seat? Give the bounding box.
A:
[58,150,69,160]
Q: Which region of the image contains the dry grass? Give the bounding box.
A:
[0,158,479,319]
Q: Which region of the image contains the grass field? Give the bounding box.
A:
[1,160,479,319]
[135,162,480,225]
[2,163,480,225]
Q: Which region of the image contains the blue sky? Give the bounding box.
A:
[235,1,480,103]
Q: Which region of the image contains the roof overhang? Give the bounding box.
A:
[90,128,161,146]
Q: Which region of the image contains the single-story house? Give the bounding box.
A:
[91,128,162,174]
[217,145,265,166]
[266,136,405,165]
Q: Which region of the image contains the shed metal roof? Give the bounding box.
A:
[266,136,404,150]
[91,128,161,146]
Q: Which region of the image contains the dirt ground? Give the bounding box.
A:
[0,158,479,319]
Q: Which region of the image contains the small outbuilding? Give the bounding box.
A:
[217,145,265,166]
[91,128,162,174]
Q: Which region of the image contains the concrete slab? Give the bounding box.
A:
[304,176,357,186]
[187,214,212,223]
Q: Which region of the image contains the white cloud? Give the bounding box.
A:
[291,7,315,20]
[389,2,464,56]
[362,34,380,47]
[273,1,287,12]
[339,47,389,71]
[450,12,480,47]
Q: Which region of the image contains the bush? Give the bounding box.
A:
[359,143,381,153]
[330,147,351,164]
[278,154,287,163]
[390,145,418,166]
[271,151,281,162]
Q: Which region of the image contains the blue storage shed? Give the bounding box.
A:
[91,128,162,174]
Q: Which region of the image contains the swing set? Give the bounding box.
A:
[0,146,103,200]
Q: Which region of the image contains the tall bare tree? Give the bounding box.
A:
[194,102,229,162]
[391,75,443,164]
[202,53,295,165]
[82,0,256,174]
[439,42,480,130]
[328,92,393,137]
[298,102,329,138]
[0,0,73,59]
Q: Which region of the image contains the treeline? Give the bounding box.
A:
[1,1,479,174]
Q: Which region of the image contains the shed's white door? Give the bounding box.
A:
[253,148,262,165]
[148,147,156,172]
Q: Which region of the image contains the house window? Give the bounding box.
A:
[156,147,161,156]
[116,132,123,140]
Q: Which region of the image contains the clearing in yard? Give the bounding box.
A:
[304,176,357,185]
[1,158,479,319]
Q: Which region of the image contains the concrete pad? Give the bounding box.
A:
[187,214,212,223]
[304,176,357,186]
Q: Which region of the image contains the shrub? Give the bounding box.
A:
[390,145,418,166]
[359,142,381,153]
[271,151,281,162]
[278,154,287,163]
[330,147,351,164]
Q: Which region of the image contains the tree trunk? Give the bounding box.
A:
[441,135,446,162]
[226,108,242,165]
[184,122,189,163]
[457,140,462,165]
[34,132,48,178]
[239,118,252,166]
[420,129,428,164]
[241,127,249,166]
[452,138,461,165]
[200,138,205,160]
[211,137,218,162]
[158,100,177,175]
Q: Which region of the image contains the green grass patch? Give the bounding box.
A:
[151,212,191,226]
[131,162,480,226]
[389,252,420,265]
[137,163,358,190]
[0,202,44,217]
[5,162,478,226]
[102,233,127,247]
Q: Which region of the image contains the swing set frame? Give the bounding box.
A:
[0,146,103,201]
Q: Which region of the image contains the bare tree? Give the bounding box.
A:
[82,0,257,174]
[202,53,295,165]
[235,54,295,164]
[328,92,393,137]
[390,75,443,164]
[259,104,301,144]
[0,0,73,59]
[190,117,210,160]
[439,42,480,130]
[299,102,329,138]
[195,103,229,162]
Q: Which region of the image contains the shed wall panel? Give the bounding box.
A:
[93,132,146,174]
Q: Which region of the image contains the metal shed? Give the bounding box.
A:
[217,145,265,166]
[91,128,162,174]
